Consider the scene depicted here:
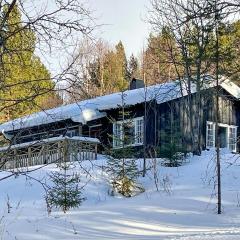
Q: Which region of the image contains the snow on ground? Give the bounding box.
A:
[0,150,240,239]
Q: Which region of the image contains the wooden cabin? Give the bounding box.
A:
[0,76,240,168]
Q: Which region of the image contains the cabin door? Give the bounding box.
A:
[206,121,238,152]
[218,126,227,148]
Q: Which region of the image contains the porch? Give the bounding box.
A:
[0,136,99,170]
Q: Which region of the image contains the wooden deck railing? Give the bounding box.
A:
[0,136,99,170]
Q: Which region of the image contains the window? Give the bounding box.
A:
[228,126,237,152]
[113,117,144,148]
[135,118,144,144]
[206,121,238,152]
[113,123,122,148]
[66,129,79,137]
[206,121,215,148]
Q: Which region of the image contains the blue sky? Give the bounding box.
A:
[40,0,151,75]
[88,0,150,58]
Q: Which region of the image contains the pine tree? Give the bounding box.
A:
[45,162,85,213]
[143,29,180,84]
[128,54,140,80]
[106,91,144,197]
[215,20,240,82]
[107,155,141,197]
[115,41,128,83]
[0,4,55,122]
[99,42,129,94]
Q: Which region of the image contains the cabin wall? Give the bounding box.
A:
[155,88,240,153]
[202,88,240,151]
[83,117,110,151]
[4,87,240,155]
[8,119,82,144]
[99,103,156,156]
[155,99,186,152]
[101,87,240,155]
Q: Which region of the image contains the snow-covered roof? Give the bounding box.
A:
[0,99,107,133]
[0,136,100,152]
[0,76,239,133]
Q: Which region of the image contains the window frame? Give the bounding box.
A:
[112,122,123,148]
[228,126,238,152]
[66,128,79,138]
[134,117,144,145]
[206,121,216,148]
[112,116,144,148]
[206,121,238,152]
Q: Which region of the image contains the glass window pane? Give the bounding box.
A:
[206,122,215,148]
[228,127,237,152]
[135,118,144,144]
[113,123,122,147]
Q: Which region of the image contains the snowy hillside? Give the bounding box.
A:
[0,150,240,240]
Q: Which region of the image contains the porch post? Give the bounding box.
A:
[57,141,62,164]
[28,147,31,167]
[63,139,70,163]
[95,143,97,160]
[14,149,17,169]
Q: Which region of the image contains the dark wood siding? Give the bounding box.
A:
[9,119,82,144]
[5,86,240,154]
[101,86,240,154]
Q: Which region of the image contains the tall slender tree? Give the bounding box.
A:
[143,29,180,85]
[0,4,55,122]
[115,41,128,84]
[128,54,141,80]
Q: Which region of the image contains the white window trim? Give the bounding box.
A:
[112,122,123,148]
[112,116,144,148]
[206,121,215,149]
[134,117,144,145]
[206,121,238,152]
[228,126,238,152]
[66,129,79,137]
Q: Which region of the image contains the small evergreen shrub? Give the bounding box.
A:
[106,151,144,197]
[107,91,144,197]
[158,122,187,167]
[158,142,187,167]
[45,163,85,213]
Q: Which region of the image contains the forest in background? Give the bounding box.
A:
[0,4,63,123]
[1,1,239,123]
[66,18,240,102]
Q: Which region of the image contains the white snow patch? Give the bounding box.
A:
[0,150,240,239]
[0,135,100,151]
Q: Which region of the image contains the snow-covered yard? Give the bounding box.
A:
[0,150,240,240]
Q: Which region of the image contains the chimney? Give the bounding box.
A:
[129,78,145,90]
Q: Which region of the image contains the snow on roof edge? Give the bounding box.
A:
[0,76,239,133]
[0,136,100,152]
